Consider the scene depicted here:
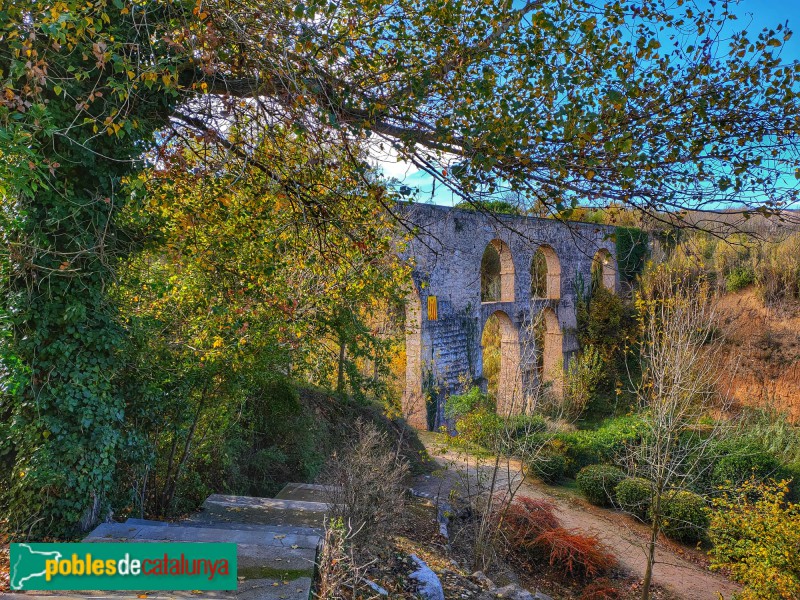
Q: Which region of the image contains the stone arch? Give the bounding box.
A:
[481,310,522,416]
[402,286,427,429]
[537,307,563,396]
[481,239,515,302]
[530,244,561,300]
[592,248,617,292]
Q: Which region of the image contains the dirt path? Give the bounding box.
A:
[413,433,741,600]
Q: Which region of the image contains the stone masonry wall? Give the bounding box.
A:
[400,203,618,430]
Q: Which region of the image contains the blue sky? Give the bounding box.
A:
[376,0,800,207]
[739,0,800,59]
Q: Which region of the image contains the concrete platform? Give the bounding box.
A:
[10,486,325,600]
[273,483,335,504]
[124,518,322,537]
[193,495,328,529]
[85,523,320,550]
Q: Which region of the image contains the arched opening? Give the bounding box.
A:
[592,248,616,292]
[481,311,522,416]
[530,245,561,300]
[481,239,515,302]
[402,286,427,429]
[536,307,563,397]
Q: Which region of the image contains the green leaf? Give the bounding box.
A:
[580,17,597,34]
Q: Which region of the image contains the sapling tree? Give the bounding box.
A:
[446,309,576,570]
[631,266,731,600]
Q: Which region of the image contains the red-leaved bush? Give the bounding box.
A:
[579,578,621,600]
[535,527,617,579]
[500,496,560,548]
[498,495,617,580]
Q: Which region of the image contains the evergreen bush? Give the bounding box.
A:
[576,464,626,507]
[530,449,567,484]
[615,477,652,521]
[656,490,709,543]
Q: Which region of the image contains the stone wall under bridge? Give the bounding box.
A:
[400,203,618,430]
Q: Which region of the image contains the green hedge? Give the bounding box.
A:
[532,415,645,477]
[576,464,626,507]
[507,414,547,439]
[726,266,755,292]
[711,440,789,490]
[530,449,567,484]
[656,490,709,544]
[615,477,652,521]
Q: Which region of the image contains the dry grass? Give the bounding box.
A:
[314,518,374,600]
[323,419,409,545]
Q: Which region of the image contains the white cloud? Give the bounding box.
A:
[367,142,420,180]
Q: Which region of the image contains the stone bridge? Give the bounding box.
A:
[399,203,618,430]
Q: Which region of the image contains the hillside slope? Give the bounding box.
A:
[715,289,800,420]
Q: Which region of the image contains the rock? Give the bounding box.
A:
[363,577,389,596]
[471,571,495,590]
[533,592,553,600]
[494,583,535,600]
[409,554,445,600]
[437,502,451,540]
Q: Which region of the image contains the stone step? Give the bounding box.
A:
[86,523,320,550]
[80,538,315,580]
[196,495,327,529]
[274,483,336,504]
[11,492,324,600]
[13,575,314,600]
[124,517,322,537]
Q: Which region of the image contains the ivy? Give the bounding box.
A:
[0,1,179,538]
[615,226,649,285]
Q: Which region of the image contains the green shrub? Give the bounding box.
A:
[575,283,640,417]
[454,408,503,449]
[615,477,652,521]
[576,465,626,507]
[656,490,709,543]
[445,386,492,420]
[709,479,800,600]
[531,449,567,484]
[726,266,755,292]
[554,430,603,477]
[229,378,327,500]
[616,226,649,285]
[506,414,547,438]
[712,442,787,490]
[554,415,646,477]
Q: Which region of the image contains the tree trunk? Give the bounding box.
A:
[0,164,129,537]
[641,492,662,600]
